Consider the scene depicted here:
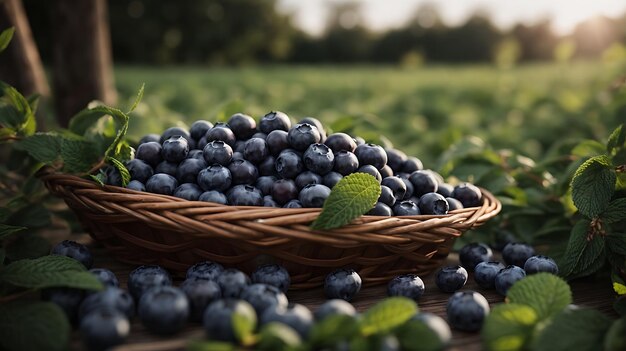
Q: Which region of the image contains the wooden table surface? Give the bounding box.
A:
[66,235,616,351]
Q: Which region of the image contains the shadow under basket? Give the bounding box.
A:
[40,170,501,289]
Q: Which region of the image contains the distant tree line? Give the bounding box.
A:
[23,0,626,65]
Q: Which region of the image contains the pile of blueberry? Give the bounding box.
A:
[102,111,483,215]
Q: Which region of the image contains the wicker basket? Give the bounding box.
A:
[39,169,501,289]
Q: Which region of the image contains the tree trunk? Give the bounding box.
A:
[51,0,116,127]
[0,0,51,128]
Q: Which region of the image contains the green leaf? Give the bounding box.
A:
[571,155,616,218]
[506,273,572,320]
[359,297,418,336]
[230,301,257,345]
[187,340,236,351]
[26,94,40,114]
[127,83,145,113]
[113,140,134,161]
[572,139,607,157]
[68,104,130,159]
[532,308,612,351]
[5,233,50,261]
[60,138,99,173]
[257,322,302,351]
[0,301,70,351]
[14,133,63,163]
[607,124,625,155]
[0,223,26,240]
[309,314,359,346]
[89,172,106,186]
[396,317,449,351]
[0,255,103,290]
[1,86,35,135]
[607,233,626,255]
[482,303,538,351]
[106,157,130,186]
[0,27,15,53]
[311,173,381,230]
[561,220,607,279]
[602,198,626,224]
[604,317,626,351]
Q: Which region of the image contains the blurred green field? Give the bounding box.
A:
[116,62,625,167]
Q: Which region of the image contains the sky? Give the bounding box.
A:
[277,0,626,36]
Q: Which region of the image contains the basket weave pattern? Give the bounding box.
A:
[41,171,501,289]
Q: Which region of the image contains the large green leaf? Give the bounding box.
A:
[60,138,100,173]
[14,133,63,164]
[0,27,15,53]
[359,297,418,336]
[0,223,26,240]
[506,273,572,320]
[309,314,358,346]
[0,301,70,351]
[602,198,626,224]
[532,308,612,351]
[570,155,615,218]
[0,255,103,290]
[257,322,302,351]
[482,303,538,351]
[560,219,606,279]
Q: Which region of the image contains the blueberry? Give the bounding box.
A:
[125,159,154,184]
[187,261,224,281]
[452,183,483,208]
[176,158,207,184]
[495,265,526,296]
[325,133,357,153]
[271,179,299,205]
[303,143,334,175]
[474,261,505,289]
[299,184,331,208]
[502,243,536,267]
[357,165,382,183]
[408,313,451,346]
[228,185,263,206]
[80,308,130,351]
[259,111,291,134]
[228,159,259,185]
[323,172,343,189]
[252,132,268,140]
[243,138,269,164]
[252,264,291,293]
[437,183,454,198]
[263,195,279,207]
[203,140,233,166]
[136,141,163,167]
[355,143,387,170]
[258,155,278,177]
[79,287,135,320]
[333,151,359,175]
[459,243,493,271]
[446,291,489,332]
[145,173,178,195]
[155,161,178,176]
[261,303,313,338]
[379,165,394,178]
[42,288,85,323]
[385,148,407,172]
[139,134,160,145]
[418,192,449,215]
[378,185,396,207]
[227,113,256,139]
[368,202,393,216]
[446,197,464,211]
[159,127,191,145]
[218,268,251,298]
[162,136,189,163]
[314,299,356,321]
[89,268,119,288]
[523,255,559,275]
[173,183,203,201]
[266,130,290,156]
[401,157,424,173]
[409,171,438,197]
[181,278,221,322]
[256,175,277,196]
[283,199,303,208]
[234,140,246,153]
[276,149,304,179]
[197,136,209,150]
[127,265,172,301]
[435,266,468,293]
[300,116,326,142]
[189,120,214,141]
[138,286,189,334]
[393,200,420,216]
[199,191,228,205]
[197,165,232,192]
[354,136,366,146]
[51,240,93,268]
[232,151,244,160]
[295,171,323,190]
[288,123,321,151]
[203,299,257,342]
[240,283,289,316]
[387,274,425,300]
[324,268,362,301]
[103,165,122,186]
[205,122,236,147]
[401,177,414,200]
[381,176,407,201]
[187,149,204,160]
